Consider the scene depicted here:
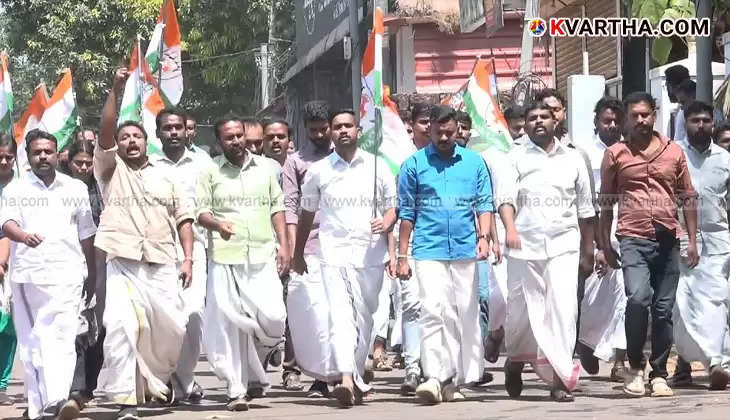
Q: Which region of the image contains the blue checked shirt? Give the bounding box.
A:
[398,143,494,261]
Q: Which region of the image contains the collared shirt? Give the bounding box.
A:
[282,146,332,255]
[150,149,216,248]
[582,133,616,193]
[500,138,595,259]
[196,153,285,265]
[265,156,283,186]
[600,132,697,240]
[678,141,730,255]
[301,150,397,267]
[189,143,213,160]
[0,171,97,283]
[93,145,194,264]
[398,143,494,261]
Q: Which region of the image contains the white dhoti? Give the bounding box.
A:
[505,253,581,391]
[173,241,208,396]
[288,262,383,392]
[487,258,508,332]
[579,265,626,361]
[204,259,286,399]
[12,280,82,419]
[414,260,482,385]
[674,250,730,369]
[100,258,187,405]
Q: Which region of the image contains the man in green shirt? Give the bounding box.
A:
[196,115,290,412]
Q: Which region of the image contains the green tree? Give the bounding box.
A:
[0,0,295,126]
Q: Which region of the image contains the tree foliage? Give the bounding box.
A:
[0,0,295,125]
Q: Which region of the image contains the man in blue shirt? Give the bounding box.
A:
[396,105,494,405]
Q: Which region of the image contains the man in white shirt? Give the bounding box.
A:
[664,65,690,141]
[1,129,97,420]
[499,102,595,402]
[576,97,628,382]
[672,101,730,390]
[152,108,214,404]
[291,109,397,408]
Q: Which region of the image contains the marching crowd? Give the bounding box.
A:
[0,62,729,420]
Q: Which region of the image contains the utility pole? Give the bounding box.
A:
[349,0,361,113]
[519,0,539,74]
[260,43,270,109]
[696,0,713,103]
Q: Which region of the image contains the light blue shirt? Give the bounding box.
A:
[398,143,494,261]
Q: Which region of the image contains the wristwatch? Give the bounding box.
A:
[477,234,489,240]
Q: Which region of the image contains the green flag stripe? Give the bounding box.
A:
[0,112,11,134]
[54,109,78,151]
[463,90,510,153]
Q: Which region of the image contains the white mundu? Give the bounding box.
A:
[501,139,594,391]
[578,133,626,361]
[291,150,396,393]
[1,172,96,419]
[674,141,730,370]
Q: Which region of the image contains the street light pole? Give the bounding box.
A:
[696,0,713,103]
[349,0,361,114]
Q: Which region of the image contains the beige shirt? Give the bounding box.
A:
[93,145,194,264]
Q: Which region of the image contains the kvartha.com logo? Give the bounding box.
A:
[527,17,710,38]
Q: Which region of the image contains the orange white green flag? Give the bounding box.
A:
[40,69,78,152]
[359,7,415,175]
[119,41,165,154]
[146,0,183,106]
[447,59,512,153]
[0,52,13,134]
[13,84,49,170]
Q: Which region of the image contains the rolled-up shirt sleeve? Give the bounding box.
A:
[74,184,97,240]
[497,153,519,211]
[282,157,300,224]
[195,167,214,221]
[0,183,21,233]
[171,179,194,226]
[575,153,596,219]
[599,149,618,208]
[270,169,286,215]
[93,143,118,182]
[300,165,321,213]
[675,150,698,200]
[380,159,398,211]
[397,158,417,222]
[475,158,495,215]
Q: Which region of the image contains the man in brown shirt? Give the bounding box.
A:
[95,68,195,420]
[280,100,332,396]
[599,91,698,399]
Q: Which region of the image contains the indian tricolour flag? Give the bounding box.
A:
[146,0,183,106]
[13,84,49,171]
[40,69,78,152]
[0,52,13,134]
[119,42,165,154]
[359,7,415,175]
[448,59,512,153]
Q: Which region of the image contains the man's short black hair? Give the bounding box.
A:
[665,65,690,86]
[155,107,187,131]
[503,105,526,121]
[214,114,244,140]
[523,101,555,118]
[411,102,433,122]
[262,118,293,137]
[594,96,625,121]
[623,92,657,112]
[116,121,148,141]
[25,129,57,152]
[677,79,696,96]
[303,101,330,124]
[73,126,98,141]
[535,88,567,108]
[430,105,457,124]
[456,110,472,126]
[0,133,17,155]
[329,109,357,125]
[714,121,730,139]
[684,101,714,120]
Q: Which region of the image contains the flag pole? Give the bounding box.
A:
[158,0,166,89]
[2,51,20,176]
[136,34,144,117]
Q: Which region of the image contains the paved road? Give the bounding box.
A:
[2,356,730,420]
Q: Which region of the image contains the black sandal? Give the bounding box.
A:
[550,388,574,402]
